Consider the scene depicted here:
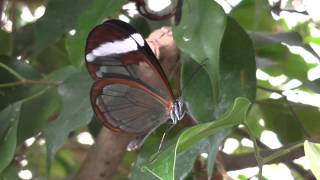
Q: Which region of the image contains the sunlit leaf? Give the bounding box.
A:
[304,140,320,179]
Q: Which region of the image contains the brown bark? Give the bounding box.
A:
[73,128,133,180]
[221,145,304,171]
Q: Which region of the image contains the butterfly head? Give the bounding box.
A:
[169,97,185,124]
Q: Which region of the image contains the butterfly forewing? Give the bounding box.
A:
[85,19,174,102]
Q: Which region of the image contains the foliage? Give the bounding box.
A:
[0,0,320,179]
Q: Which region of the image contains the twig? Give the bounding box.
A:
[244,123,263,179]
[0,61,61,88]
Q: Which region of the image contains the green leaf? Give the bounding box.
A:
[0,164,20,180]
[219,17,256,103]
[173,0,227,103]
[33,0,92,56]
[32,38,72,73]
[182,16,256,121]
[18,88,60,145]
[43,69,93,171]
[206,131,229,179]
[46,65,78,81]
[0,30,10,55]
[258,44,311,82]
[304,140,320,179]
[0,56,43,110]
[250,32,320,60]
[231,0,280,31]
[144,98,251,180]
[131,132,208,180]
[180,17,255,179]
[0,102,21,174]
[66,0,124,66]
[258,99,320,143]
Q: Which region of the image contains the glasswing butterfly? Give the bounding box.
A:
[85,19,185,151]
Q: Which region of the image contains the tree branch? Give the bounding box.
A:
[221,144,304,171]
[73,128,134,180]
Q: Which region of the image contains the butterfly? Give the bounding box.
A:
[85,19,185,151]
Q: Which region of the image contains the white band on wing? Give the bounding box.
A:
[86,33,145,62]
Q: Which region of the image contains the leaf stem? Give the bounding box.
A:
[0,79,61,88]
[0,62,25,81]
[244,105,263,180]
[244,122,263,180]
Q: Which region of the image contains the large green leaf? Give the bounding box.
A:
[219,17,256,105]
[18,88,60,145]
[43,69,93,169]
[181,16,256,178]
[131,130,209,180]
[32,38,72,74]
[33,0,92,56]
[304,140,320,179]
[66,0,124,66]
[0,102,21,174]
[173,0,226,103]
[144,98,250,180]
[258,99,320,143]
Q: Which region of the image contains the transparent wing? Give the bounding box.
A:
[91,78,170,134]
[85,19,174,102]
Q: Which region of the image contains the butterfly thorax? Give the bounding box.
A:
[169,97,185,124]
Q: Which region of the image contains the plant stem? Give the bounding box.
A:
[245,122,263,180]
[0,79,61,88]
[0,62,25,81]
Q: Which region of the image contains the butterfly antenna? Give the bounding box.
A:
[149,123,176,162]
[180,58,209,97]
[157,123,175,154]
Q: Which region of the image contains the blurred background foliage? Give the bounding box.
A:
[0,0,320,179]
